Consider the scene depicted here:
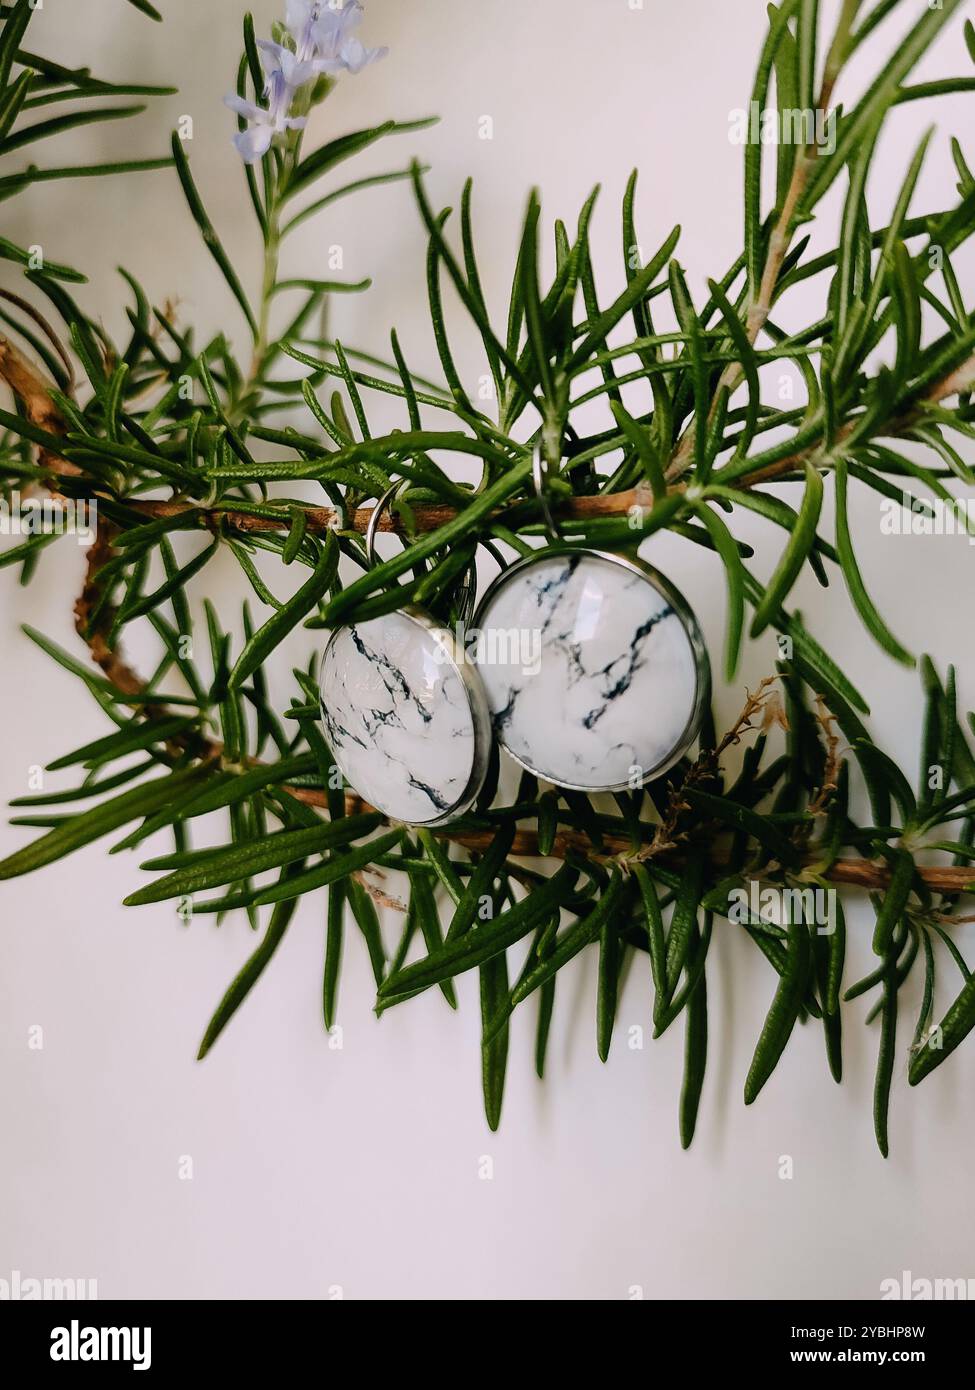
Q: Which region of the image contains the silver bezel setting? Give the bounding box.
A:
[319,604,493,827]
[472,546,711,794]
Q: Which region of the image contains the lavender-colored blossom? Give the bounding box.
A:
[257,39,319,92]
[224,64,306,164]
[226,1,386,162]
[286,0,387,76]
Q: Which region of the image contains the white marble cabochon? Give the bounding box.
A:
[477,554,699,789]
[320,612,477,824]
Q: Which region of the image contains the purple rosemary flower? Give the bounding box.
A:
[224,65,306,165]
[285,0,387,76]
[226,2,386,162]
[256,39,320,92]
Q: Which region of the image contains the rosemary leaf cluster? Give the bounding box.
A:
[1,0,974,1153]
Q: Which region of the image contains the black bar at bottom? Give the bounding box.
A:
[0,1298,969,1375]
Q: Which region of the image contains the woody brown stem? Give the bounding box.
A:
[290,783,975,895]
[121,483,654,537]
[118,347,973,541]
[0,335,171,708]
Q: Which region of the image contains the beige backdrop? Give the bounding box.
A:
[1,0,973,1299]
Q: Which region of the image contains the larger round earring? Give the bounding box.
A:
[319,482,493,827]
[472,444,710,794]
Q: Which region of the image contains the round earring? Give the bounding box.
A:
[472,444,710,794]
[319,482,492,827]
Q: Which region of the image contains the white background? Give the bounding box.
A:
[1,0,973,1299]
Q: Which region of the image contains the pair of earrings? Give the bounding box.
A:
[319,450,710,827]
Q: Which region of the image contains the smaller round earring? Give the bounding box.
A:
[319,482,493,827]
[473,444,710,794]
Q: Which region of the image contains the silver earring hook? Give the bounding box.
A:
[365,477,477,627]
[364,479,407,571]
[532,424,582,543]
[453,566,477,629]
[532,441,563,543]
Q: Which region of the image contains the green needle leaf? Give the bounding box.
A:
[0,0,35,90]
[871,847,915,957]
[126,812,384,905]
[250,829,407,908]
[610,399,666,501]
[909,969,975,1086]
[744,0,802,295]
[834,457,915,666]
[744,909,811,1105]
[596,908,622,1063]
[694,501,745,681]
[410,868,458,1009]
[683,788,802,868]
[170,131,257,337]
[46,715,195,771]
[323,878,346,1030]
[873,952,898,1158]
[750,462,824,638]
[198,892,300,1061]
[0,103,148,157]
[168,754,317,826]
[286,118,436,199]
[480,952,510,1131]
[380,862,579,1002]
[228,532,338,690]
[125,0,163,19]
[679,962,708,1150]
[663,850,706,999]
[0,767,207,880]
[568,224,681,371]
[510,871,624,1009]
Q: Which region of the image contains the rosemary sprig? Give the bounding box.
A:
[1,0,974,1154]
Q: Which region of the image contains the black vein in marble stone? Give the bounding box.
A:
[490,560,580,732]
[487,563,678,753]
[407,774,451,813]
[321,626,471,815]
[350,626,433,725]
[582,606,675,729]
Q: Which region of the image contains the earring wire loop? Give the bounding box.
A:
[532,441,563,543]
[364,478,408,571]
[531,424,581,544]
[364,477,476,627]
